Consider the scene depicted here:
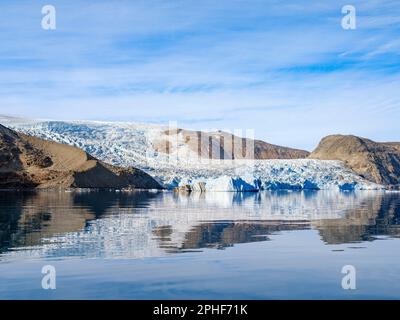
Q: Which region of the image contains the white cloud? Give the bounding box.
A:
[0,0,399,149]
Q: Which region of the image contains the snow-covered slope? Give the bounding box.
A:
[0,116,384,191]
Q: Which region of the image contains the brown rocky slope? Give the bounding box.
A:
[153,128,309,159]
[309,135,400,187]
[0,124,161,189]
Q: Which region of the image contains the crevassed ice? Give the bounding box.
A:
[0,116,384,191]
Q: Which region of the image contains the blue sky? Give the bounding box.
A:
[0,0,399,150]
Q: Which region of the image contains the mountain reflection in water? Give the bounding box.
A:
[0,190,399,261]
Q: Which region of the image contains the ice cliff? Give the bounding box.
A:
[0,116,384,191]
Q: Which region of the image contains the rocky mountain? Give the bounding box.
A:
[309,135,400,187]
[0,116,383,191]
[0,124,161,189]
[0,116,309,167]
[153,128,309,160]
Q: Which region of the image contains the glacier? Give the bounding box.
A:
[0,116,385,191]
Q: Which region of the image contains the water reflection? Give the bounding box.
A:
[0,190,399,260]
[313,193,400,243]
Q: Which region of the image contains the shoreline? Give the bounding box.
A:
[0,187,395,193]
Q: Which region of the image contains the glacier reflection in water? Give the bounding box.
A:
[0,190,399,261]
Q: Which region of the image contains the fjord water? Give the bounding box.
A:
[0,190,399,299]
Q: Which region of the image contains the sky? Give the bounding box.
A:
[0,0,399,150]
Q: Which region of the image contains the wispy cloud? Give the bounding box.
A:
[0,0,399,149]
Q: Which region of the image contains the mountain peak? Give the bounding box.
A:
[310,134,400,186]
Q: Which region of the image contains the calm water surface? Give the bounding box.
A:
[0,190,399,299]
